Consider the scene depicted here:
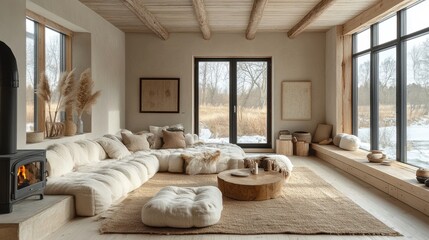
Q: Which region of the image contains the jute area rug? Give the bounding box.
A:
[99,167,400,236]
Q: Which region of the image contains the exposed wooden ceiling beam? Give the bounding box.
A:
[192,0,211,40]
[342,0,417,35]
[121,0,169,40]
[246,0,268,40]
[287,0,335,39]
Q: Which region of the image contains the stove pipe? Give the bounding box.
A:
[0,41,19,155]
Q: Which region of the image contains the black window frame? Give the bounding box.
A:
[194,57,272,148]
[352,0,429,165]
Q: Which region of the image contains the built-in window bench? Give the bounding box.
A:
[312,144,429,216]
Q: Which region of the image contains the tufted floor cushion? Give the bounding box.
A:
[141,186,223,228]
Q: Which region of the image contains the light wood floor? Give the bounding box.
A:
[44,155,429,240]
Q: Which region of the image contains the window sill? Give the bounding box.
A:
[312,144,429,216]
[23,133,89,149]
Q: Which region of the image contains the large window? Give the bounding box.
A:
[26,13,70,133]
[195,58,272,148]
[353,0,429,168]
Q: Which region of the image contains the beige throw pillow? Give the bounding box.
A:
[121,132,151,152]
[312,124,333,143]
[96,137,131,159]
[162,130,186,149]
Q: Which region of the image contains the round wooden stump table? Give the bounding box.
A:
[217,169,284,201]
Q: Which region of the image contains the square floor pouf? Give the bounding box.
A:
[141,186,223,228]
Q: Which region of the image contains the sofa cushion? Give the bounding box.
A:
[46,143,74,177]
[121,132,151,152]
[161,130,186,149]
[141,186,222,228]
[96,137,131,159]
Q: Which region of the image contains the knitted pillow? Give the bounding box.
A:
[162,130,186,149]
[96,137,131,159]
[313,124,333,143]
[121,132,151,152]
[339,134,361,151]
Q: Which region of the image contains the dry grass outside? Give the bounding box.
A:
[199,104,266,138]
[358,104,428,128]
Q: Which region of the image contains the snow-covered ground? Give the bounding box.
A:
[358,125,429,168]
[200,128,267,144]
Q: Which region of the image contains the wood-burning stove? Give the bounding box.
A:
[0,150,46,213]
[0,41,46,214]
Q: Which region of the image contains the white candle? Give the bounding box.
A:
[255,163,258,174]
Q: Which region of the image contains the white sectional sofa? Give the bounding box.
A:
[44,135,292,217]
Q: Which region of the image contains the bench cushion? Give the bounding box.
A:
[141,186,223,228]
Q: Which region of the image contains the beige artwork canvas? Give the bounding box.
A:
[281,81,312,120]
[140,78,180,113]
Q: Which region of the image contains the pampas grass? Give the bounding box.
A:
[76,68,101,118]
[36,70,77,137]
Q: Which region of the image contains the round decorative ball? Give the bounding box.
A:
[416,168,429,178]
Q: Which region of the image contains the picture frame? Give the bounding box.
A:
[281,81,312,120]
[139,78,180,113]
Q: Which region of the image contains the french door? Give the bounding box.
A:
[194,58,272,148]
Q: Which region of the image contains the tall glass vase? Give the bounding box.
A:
[77,117,84,134]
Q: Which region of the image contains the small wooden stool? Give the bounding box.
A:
[294,141,309,156]
[276,139,293,156]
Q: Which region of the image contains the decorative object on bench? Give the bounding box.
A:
[333,133,347,146]
[333,133,361,151]
[425,179,429,187]
[141,186,222,228]
[312,123,333,143]
[367,150,387,163]
[75,68,101,134]
[181,150,221,175]
[26,131,44,143]
[416,168,429,184]
[318,138,332,145]
[218,169,284,201]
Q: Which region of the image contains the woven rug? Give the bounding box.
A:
[99,167,400,236]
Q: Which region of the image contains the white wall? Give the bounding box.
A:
[125,33,326,147]
[2,0,126,149]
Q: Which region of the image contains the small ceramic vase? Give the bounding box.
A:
[367,150,387,163]
[416,168,429,184]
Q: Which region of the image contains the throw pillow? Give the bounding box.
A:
[96,137,131,159]
[181,150,221,175]
[313,123,333,143]
[333,133,347,146]
[339,134,361,151]
[162,130,186,149]
[149,125,169,149]
[121,132,151,152]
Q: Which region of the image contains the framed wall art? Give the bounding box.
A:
[281,81,311,120]
[140,78,180,113]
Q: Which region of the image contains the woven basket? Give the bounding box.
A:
[292,131,311,143]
